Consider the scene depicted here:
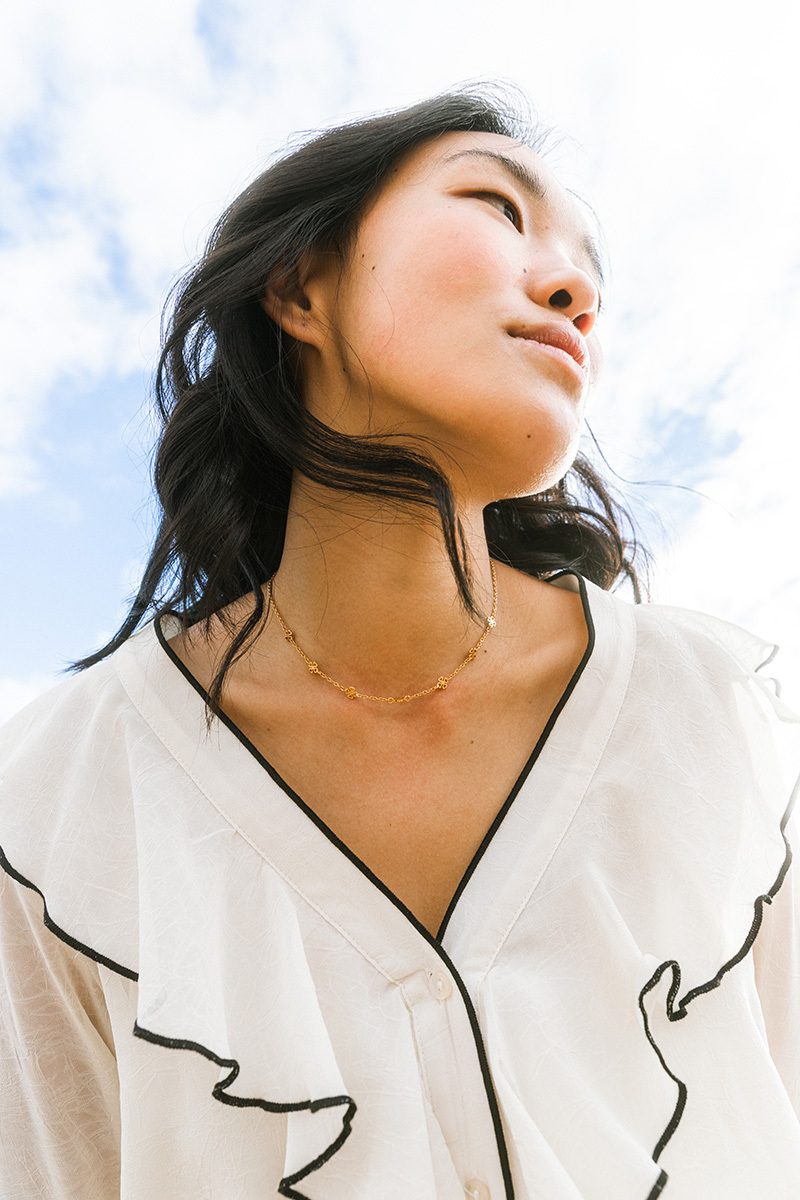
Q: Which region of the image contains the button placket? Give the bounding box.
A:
[397,964,507,1200]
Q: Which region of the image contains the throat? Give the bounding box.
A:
[271,479,498,703]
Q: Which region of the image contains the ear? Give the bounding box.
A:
[259,253,330,348]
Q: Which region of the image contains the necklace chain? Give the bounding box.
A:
[267,560,498,704]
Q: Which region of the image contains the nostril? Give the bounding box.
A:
[573,312,593,335]
[549,288,572,309]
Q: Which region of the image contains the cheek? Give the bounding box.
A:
[348,211,514,350]
[397,220,512,308]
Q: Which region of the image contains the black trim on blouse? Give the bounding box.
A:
[0,846,358,1200]
[0,843,138,981]
[638,769,798,1178]
[131,1023,356,1200]
[646,1170,669,1199]
[436,569,596,939]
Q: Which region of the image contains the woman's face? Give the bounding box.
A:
[298,130,603,503]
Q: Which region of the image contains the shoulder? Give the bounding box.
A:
[589,589,800,829]
[589,583,788,708]
[0,623,182,967]
[584,584,800,801]
[0,628,157,785]
[636,599,800,741]
[632,597,779,680]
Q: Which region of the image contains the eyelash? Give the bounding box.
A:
[475,191,523,231]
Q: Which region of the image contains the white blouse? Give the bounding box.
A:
[1,574,799,1200]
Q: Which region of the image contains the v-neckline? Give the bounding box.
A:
[151,569,601,944]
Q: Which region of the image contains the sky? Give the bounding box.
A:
[2,0,799,721]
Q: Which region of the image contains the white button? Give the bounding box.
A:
[426,968,453,1001]
[464,1181,490,1200]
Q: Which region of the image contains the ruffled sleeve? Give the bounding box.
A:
[0,848,122,1198]
[0,667,130,1198]
[617,602,800,1191]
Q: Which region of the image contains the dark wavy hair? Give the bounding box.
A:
[74,82,645,709]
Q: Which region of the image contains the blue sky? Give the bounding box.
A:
[2,0,800,719]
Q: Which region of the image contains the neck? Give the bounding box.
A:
[269,477,496,698]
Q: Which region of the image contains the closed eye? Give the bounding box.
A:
[474,191,523,231]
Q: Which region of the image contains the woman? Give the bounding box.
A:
[1,86,798,1200]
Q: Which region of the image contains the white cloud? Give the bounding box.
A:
[0,0,361,498]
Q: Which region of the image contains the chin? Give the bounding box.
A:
[475,420,582,502]
[476,457,577,506]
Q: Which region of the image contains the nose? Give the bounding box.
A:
[525,255,600,338]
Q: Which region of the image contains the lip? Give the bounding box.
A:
[508,321,589,376]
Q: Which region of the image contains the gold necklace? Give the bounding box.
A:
[267,560,497,704]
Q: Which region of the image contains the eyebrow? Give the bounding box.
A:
[441,148,605,291]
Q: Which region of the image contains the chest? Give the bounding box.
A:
[171,578,590,938]
[227,670,574,937]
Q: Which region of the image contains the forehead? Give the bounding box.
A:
[408,131,555,181]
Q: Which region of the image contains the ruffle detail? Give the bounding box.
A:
[0,842,138,981]
[130,1023,356,1200]
[638,786,795,1166]
[0,656,359,1199]
[130,773,360,1197]
[0,844,358,1200]
[631,608,800,1192]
